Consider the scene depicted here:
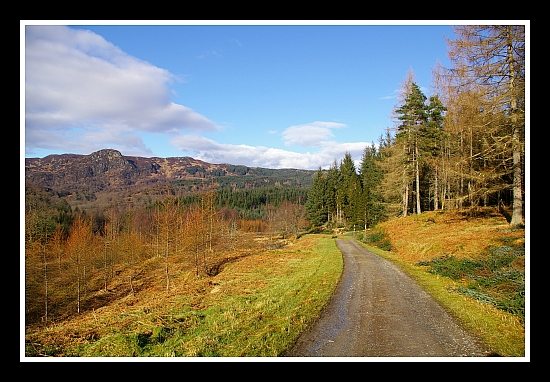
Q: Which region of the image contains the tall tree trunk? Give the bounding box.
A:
[42,244,48,323]
[130,274,135,296]
[83,265,87,301]
[402,144,409,217]
[469,119,477,207]
[103,241,108,291]
[209,204,213,252]
[174,219,178,258]
[415,140,421,214]
[507,27,524,226]
[511,136,522,225]
[77,253,81,314]
[434,166,439,210]
[156,225,159,258]
[165,227,169,293]
[459,128,464,209]
[403,183,409,217]
[441,145,447,210]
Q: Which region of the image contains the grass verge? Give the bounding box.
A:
[418,241,525,321]
[26,235,343,357]
[356,241,525,357]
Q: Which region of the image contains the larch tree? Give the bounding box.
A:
[448,25,525,225]
[201,188,217,255]
[42,241,49,322]
[442,87,489,208]
[66,215,92,314]
[50,224,65,272]
[272,201,306,238]
[157,198,178,292]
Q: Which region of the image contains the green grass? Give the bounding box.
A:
[355,227,393,251]
[417,255,483,280]
[417,241,525,321]
[355,240,525,357]
[35,235,343,357]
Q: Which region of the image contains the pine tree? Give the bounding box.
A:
[360,144,385,229]
[338,152,362,227]
[305,169,328,226]
[325,161,339,225]
[395,80,428,215]
[424,95,446,210]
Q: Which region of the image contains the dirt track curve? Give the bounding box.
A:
[287,238,488,357]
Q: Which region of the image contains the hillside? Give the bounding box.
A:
[25,149,314,210]
[25,235,342,356]
[377,210,525,262]
[357,209,525,356]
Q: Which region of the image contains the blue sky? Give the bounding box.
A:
[24,23,455,169]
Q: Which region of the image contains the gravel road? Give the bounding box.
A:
[287,238,489,357]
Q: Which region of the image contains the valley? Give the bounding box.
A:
[23,23,527,360]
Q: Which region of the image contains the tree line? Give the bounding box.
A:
[306,25,525,228]
[179,186,308,220]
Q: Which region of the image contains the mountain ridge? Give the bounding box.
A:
[25,149,314,208]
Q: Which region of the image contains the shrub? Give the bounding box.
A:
[417,242,525,322]
[361,227,392,251]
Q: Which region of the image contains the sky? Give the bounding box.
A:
[23,22,455,169]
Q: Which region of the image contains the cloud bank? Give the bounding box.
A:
[172,132,368,170]
[282,121,346,147]
[25,27,370,169]
[25,25,216,156]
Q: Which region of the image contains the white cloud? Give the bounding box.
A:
[196,50,222,59]
[379,88,400,100]
[24,124,153,157]
[282,121,346,147]
[173,120,369,169]
[230,38,243,48]
[25,25,216,156]
[380,85,429,101]
[172,135,368,170]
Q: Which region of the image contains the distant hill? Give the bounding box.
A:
[25,149,314,209]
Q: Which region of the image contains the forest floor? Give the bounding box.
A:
[25,234,343,357]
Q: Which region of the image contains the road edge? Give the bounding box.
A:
[353,238,524,357]
[282,235,346,356]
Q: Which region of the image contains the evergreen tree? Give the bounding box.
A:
[378,138,406,217]
[424,95,446,210]
[325,161,339,225]
[338,152,362,227]
[305,169,328,226]
[360,144,385,228]
[395,80,428,215]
